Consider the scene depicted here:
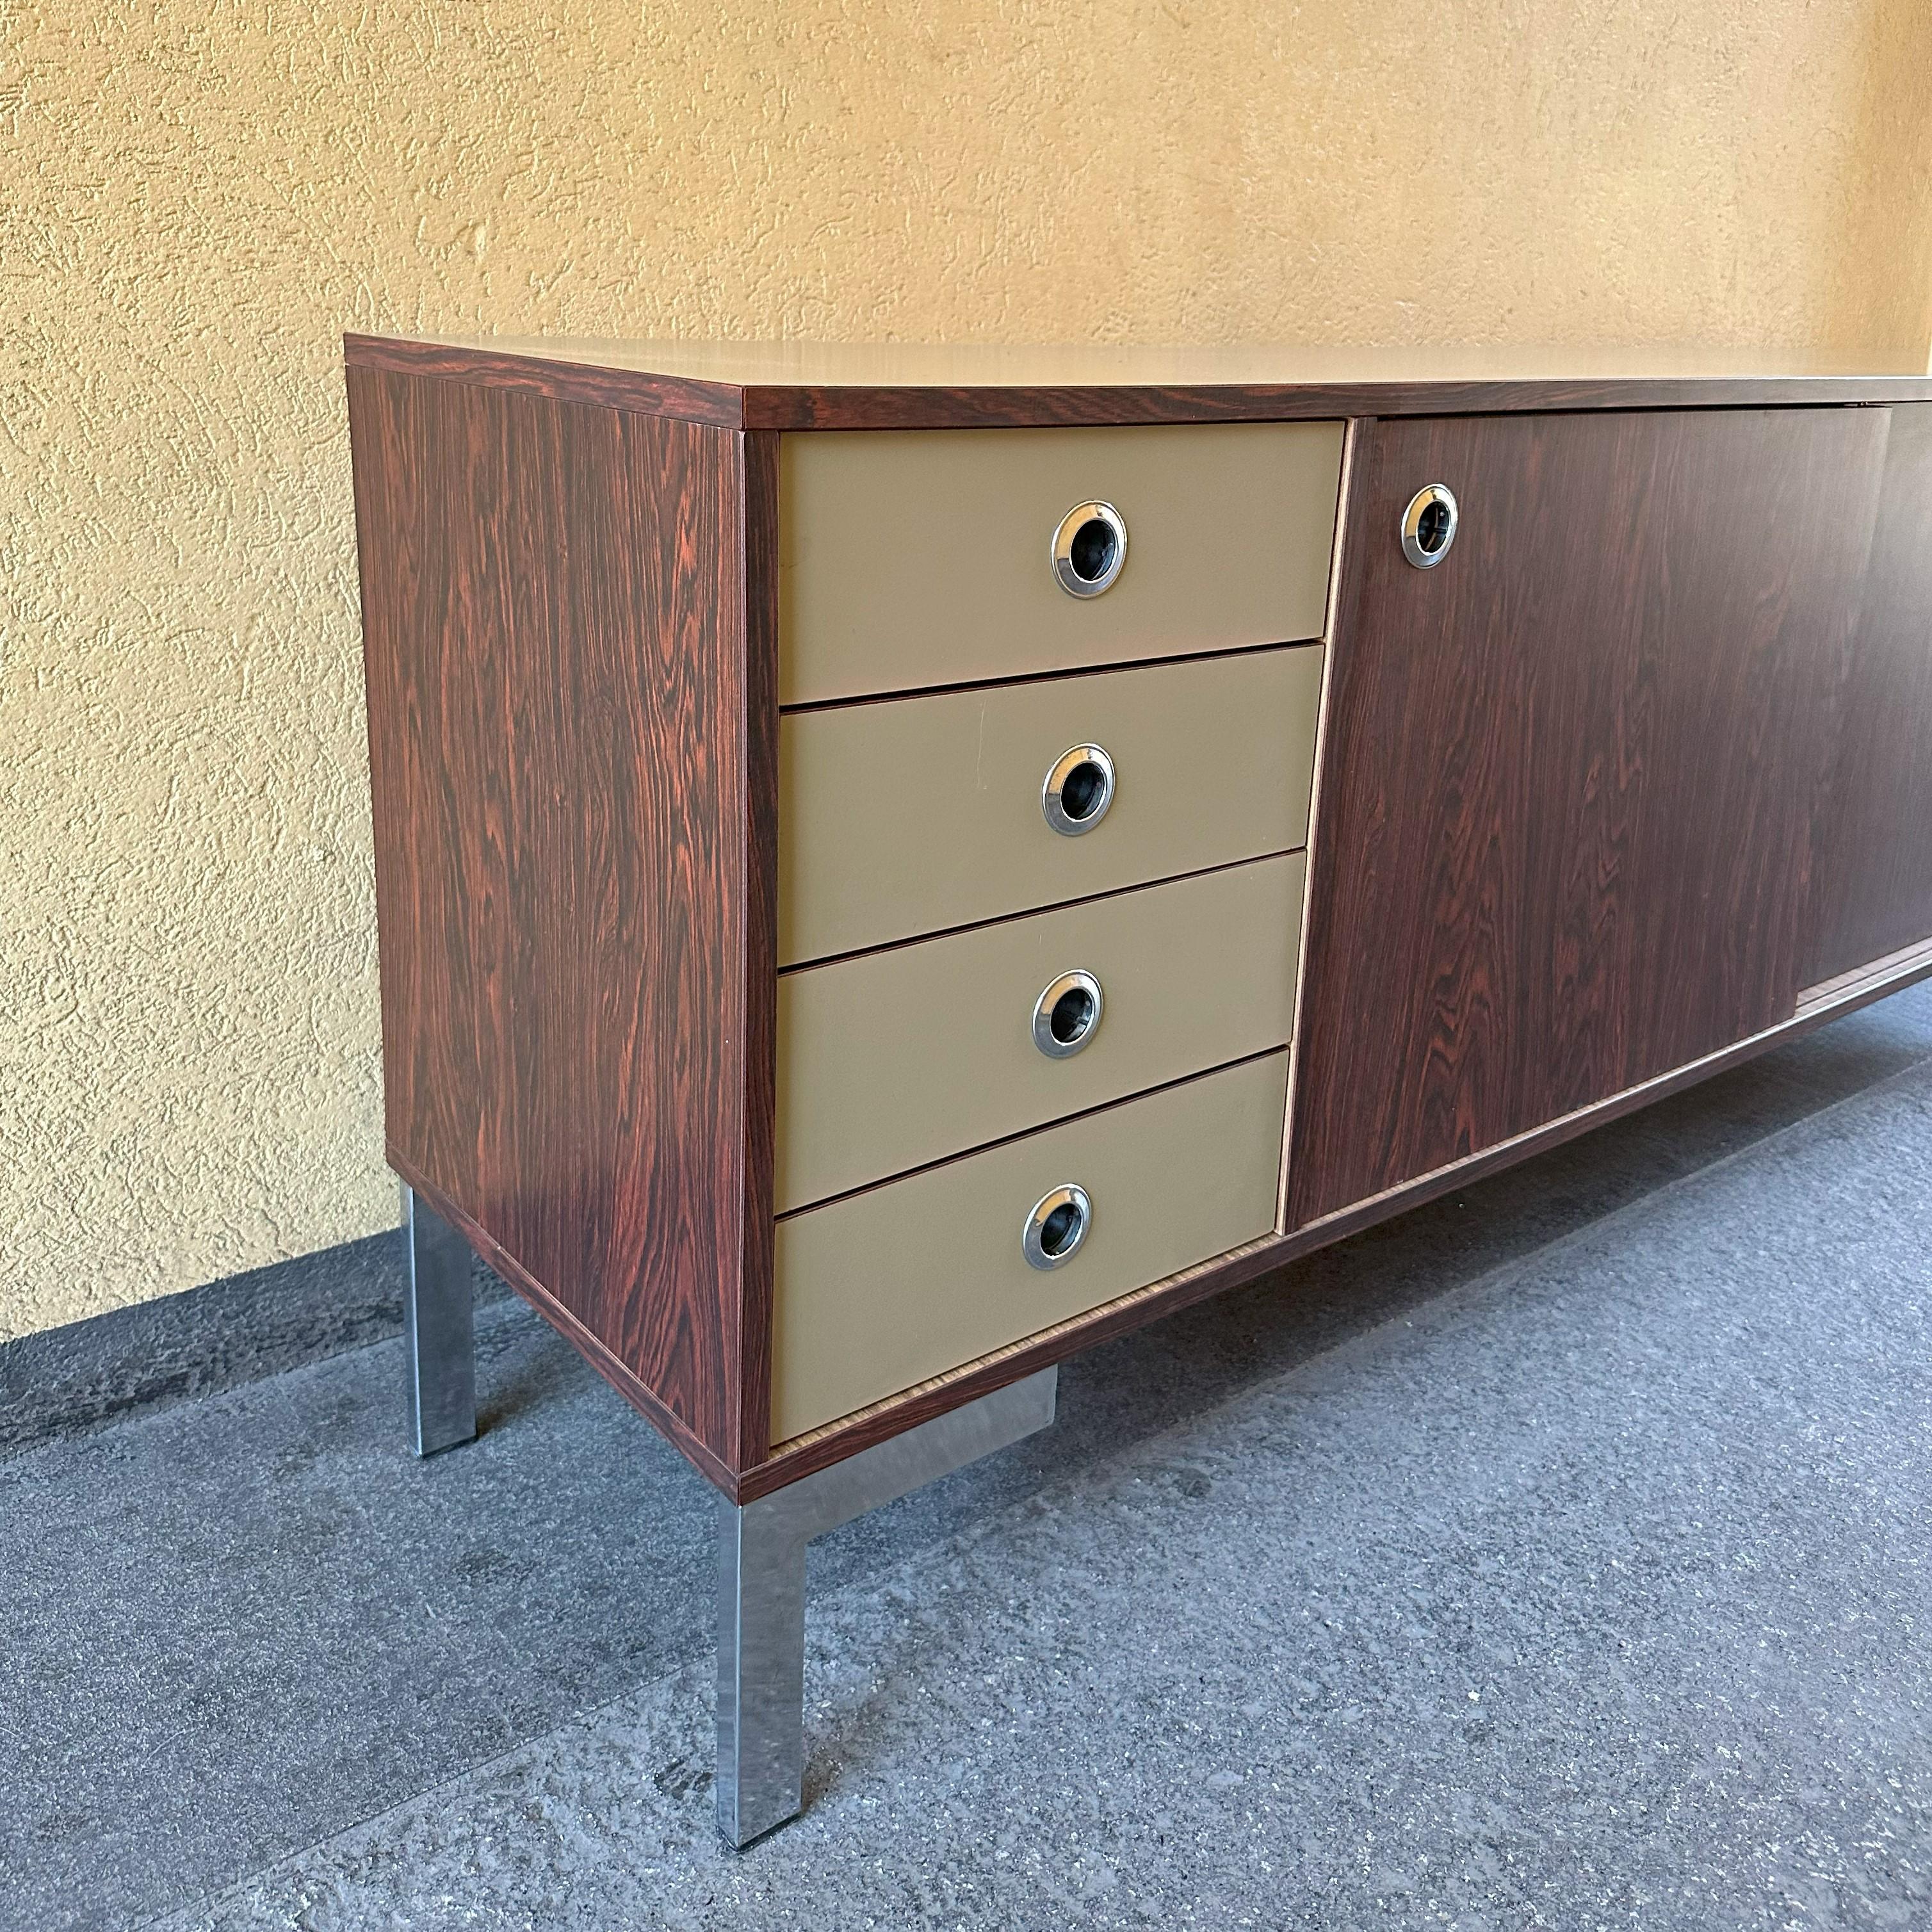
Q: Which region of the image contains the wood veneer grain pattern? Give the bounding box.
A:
[341,335,1932,431]
[343,333,748,427]
[1285,406,1890,1229]
[747,379,1932,432]
[1803,405,1932,987]
[393,1155,742,1493]
[348,368,769,1470]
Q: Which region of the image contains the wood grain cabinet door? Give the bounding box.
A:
[1803,405,1932,989]
[1288,407,1891,1230]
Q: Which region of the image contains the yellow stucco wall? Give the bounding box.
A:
[4,1,1931,1339]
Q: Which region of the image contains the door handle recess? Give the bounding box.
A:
[1400,483,1459,568]
[1050,500,1127,597]
[1022,1184,1092,1269]
[1042,743,1116,836]
[1032,970,1104,1059]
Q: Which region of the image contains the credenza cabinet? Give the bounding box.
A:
[346,339,1932,1503]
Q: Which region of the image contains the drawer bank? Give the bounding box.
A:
[345,337,1932,1846]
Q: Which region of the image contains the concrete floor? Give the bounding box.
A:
[4,984,1931,1931]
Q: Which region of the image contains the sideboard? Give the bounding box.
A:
[345,337,1932,1843]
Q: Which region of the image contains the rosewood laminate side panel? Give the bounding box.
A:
[393,1155,742,1493]
[348,369,764,1470]
[1803,405,1932,988]
[344,333,747,428]
[1287,407,1890,1230]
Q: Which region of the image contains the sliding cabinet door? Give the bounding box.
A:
[1288,407,1888,1229]
[1803,405,1932,991]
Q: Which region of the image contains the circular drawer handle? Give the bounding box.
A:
[1022,1183,1092,1270]
[1050,500,1128,597]
[1042,743,1116,836]
[1032,969,1105,1059]
[1400,483,1459,568]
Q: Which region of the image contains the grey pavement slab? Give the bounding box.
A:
[158,1039,1932,1930]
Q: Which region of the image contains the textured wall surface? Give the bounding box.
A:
[4,0,1931,1339]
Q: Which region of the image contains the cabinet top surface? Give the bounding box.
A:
[344,332,1932,430]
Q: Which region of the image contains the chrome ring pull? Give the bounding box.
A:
[1400,483,1459,568]
[1022,1183,1092,1270]
[1041,743,1116,836]
[1050,500,1127,597]
[1032,970,1104,1059]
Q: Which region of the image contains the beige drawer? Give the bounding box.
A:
[779,423,1344,705]
[777,853,1305,1212]
[779,645,1323,966]
[773,1051,1288,1441]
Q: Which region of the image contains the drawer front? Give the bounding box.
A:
[779,645,1323,966]
[779,423,1344,705]
[777,853,1305,1212]
[772,1052,1288,1442]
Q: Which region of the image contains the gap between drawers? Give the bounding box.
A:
[772,1042,1290,1223]
[777,846,1308,978]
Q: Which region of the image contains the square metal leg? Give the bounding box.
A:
[403,1186,476,1457]
[715,1366,1057,1847]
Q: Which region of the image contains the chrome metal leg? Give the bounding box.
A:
[717,1493,810,1844]
[403,1186,476,1457]
[715,1366,1057,1847]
